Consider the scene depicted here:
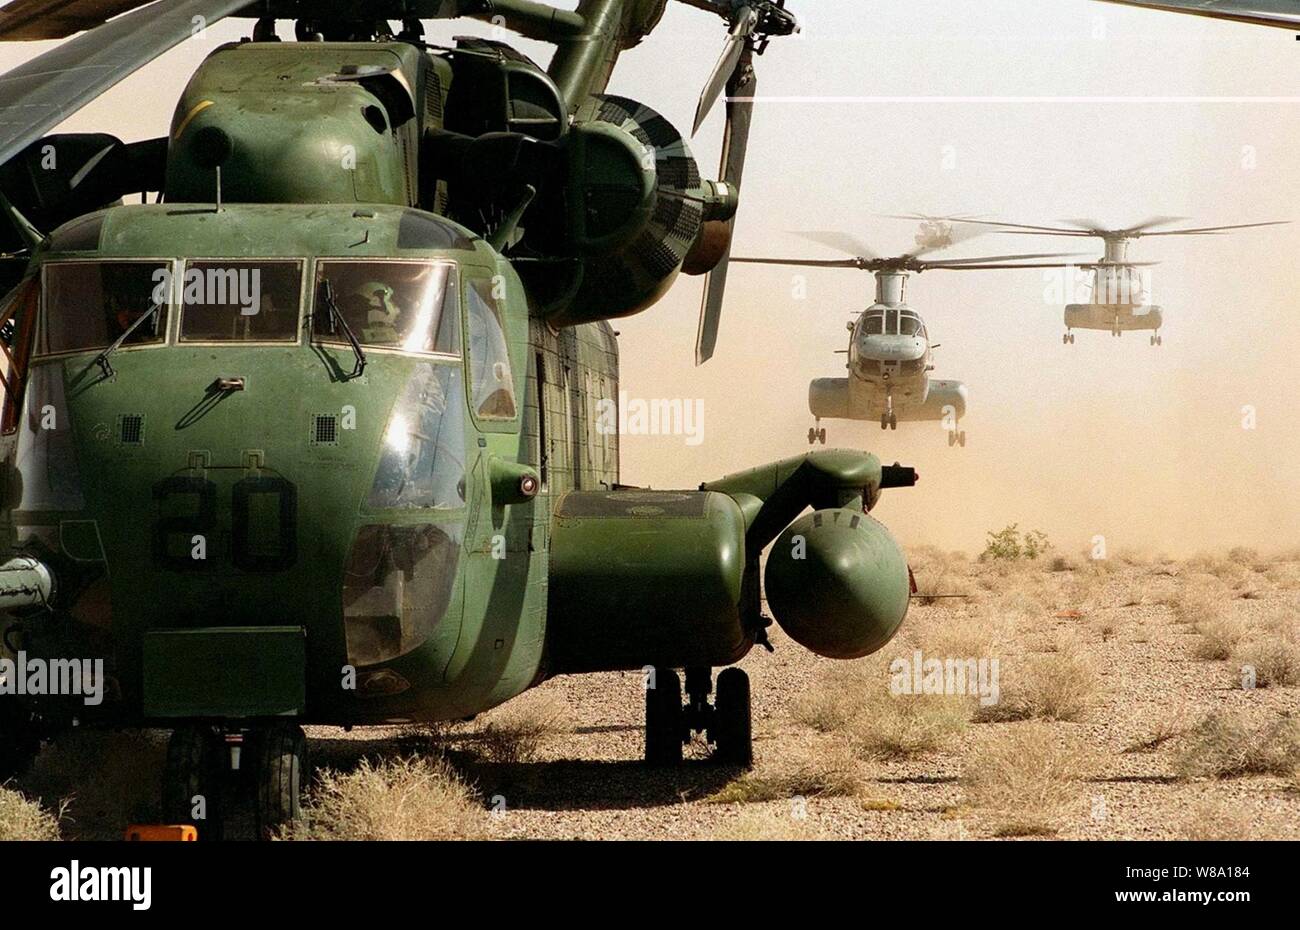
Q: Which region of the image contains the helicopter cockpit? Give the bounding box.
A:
[859,309,927,340]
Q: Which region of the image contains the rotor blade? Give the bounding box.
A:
[1091,0,1300,29]
[692,4,758,136]
[1141,220,1291,236]
[946,218,1096,236]
[0,0,249,168]
[924,251,1083,266]
[922,262,1082,271]
[731,256,866,268]
[1119,215,1188,233]
[694,43,757,365]
[0,0,151,40]
[790,230,879,260]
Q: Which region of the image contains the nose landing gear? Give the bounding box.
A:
[947,427,967,448]
[644,665,753,768]
[161,722,308,840]
[1149,333,1163,346]
[807,420,827,445]
[1063,331,1075,345]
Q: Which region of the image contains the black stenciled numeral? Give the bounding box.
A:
[152,476,298,572]
[152,476,217,570]
[231,475,298,572]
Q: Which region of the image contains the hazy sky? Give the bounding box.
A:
[1,0,1297,554]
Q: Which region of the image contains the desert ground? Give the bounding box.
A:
[4,541,1299,841]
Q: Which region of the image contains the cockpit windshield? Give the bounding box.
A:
[899,313,923,337]
[178,260,302,342]
[38,261,168,356]
[863,312,884,336]
[314,260,459,355]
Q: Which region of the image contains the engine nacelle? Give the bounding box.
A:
[764,508,910,659]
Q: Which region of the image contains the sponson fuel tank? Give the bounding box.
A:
[546,489,749,674]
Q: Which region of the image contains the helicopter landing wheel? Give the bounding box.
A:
[710,668,753,768]
[880,414,889,430]
[818,428,827,444]
[1063,332,1069,345]
[959,430,967,448]
[807,427,817,445]
[162,725,226,841]
[644,666,683,767]
[254,723,307,839]
[888,413,898,430]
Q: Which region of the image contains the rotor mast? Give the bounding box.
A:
[875,270,908,307]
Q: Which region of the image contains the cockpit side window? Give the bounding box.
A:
[899,314,922,337]
[863,312,885,336]
[314,260,459,355]
[466,277,517,420]
[38,260,169,357]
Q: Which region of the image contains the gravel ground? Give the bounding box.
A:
[13,555,1298,840]
[305,556,1300,841]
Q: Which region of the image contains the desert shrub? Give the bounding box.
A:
[980,524,1052,562]
[709,740,861,803]
[961,722,1093,837]
[1174,711,1300,779]
[473,692,567,763]
[0,784,63,840]
[282,753,485,840]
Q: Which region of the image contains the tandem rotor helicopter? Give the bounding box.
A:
[733,232,1079,447]
[946,216,1290,345]
[0,0,938,840]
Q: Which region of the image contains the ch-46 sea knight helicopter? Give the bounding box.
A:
[731,232,1079,447]
[0,0,929,839]
[946,216,1289,345]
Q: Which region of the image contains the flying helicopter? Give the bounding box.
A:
[0,0,932,841]
[732,232,1080,447]
[946,216,1289,345]
[883,213,992,253]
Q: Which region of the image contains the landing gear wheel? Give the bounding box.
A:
[879,414,888,430]
[817,428,827,444]
[162,726,226,841]
[807,427,816,445]
[1063,332,1069,344]
[255,724,306,839]
[1155,334,1163,346]
[958,430,967,448]
[888,413,898,430]
[0,701,41,781]
[711,668,752,768]
[644,667,683,767]
[947,429,956,448]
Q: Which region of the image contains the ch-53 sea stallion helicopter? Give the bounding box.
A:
[0,0,929,839]
[732,232,1079,447]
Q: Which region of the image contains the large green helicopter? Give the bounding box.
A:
[0,0,923,839]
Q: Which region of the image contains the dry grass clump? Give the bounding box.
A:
[1234,635,1300,688]
[1192,616,1248,661]
[975,643,1097,723]
[1123,711,1187,754]
[0,784,63,840]
[472,692,567,763]
[912,608,1010,658]
[709,740,861,803]
[1174,711,1300,779]
[1186,552,1248,583]
[1176,801,1283,841]
[710,809,825,840]
[19,730,164,838]
[961,722,1094,837]
[282,753,486,840]
[1166,580,1223,626]
[792,658,971,759]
